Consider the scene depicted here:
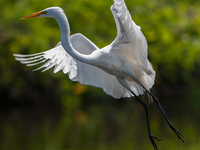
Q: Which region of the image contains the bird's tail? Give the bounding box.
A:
[147,91,153,104]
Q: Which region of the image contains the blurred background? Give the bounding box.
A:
[1,0,200,149]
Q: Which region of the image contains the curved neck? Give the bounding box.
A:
[54,11,96,65]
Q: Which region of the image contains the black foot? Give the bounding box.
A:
[149,134,162,150]
[169,124,185,143]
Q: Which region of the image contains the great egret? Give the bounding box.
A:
[14,0,185,149]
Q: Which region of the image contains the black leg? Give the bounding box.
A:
[131,91,162,150]
[153,95,185,143]
[140,85,185,143]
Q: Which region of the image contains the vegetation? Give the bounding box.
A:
[0,0,200,149]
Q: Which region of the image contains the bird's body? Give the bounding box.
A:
[14,0,185,149]
[15,1,155,98]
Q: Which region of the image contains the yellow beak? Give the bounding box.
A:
[21,11,45,20]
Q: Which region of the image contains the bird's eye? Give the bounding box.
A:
[41,11,47,14]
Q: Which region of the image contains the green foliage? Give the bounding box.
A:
[1,0,200,150]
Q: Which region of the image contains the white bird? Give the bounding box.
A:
[14,0,185,149]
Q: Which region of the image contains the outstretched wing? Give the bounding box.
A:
[111,0,148,69]
[110,0,155,92]
[14,33,136,98]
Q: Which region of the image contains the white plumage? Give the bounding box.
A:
[13,0,185,149]
[14,0,155,99]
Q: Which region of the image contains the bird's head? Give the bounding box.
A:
[21,7,64,20]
